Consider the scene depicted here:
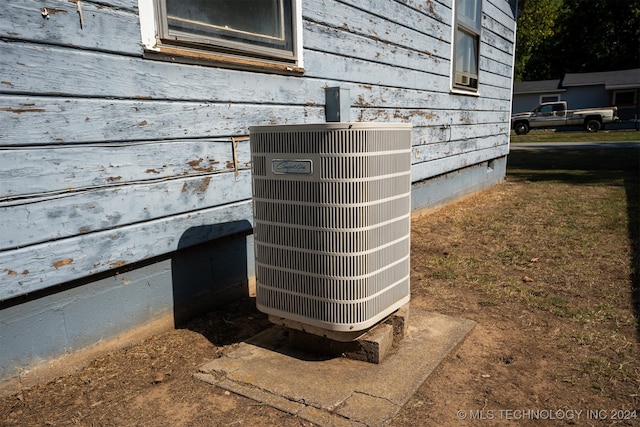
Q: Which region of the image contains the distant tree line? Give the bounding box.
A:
[514,0,640,81]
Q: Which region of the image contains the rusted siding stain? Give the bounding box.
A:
[40,8,68,17]
[393,110,437,121]
[180,177,212,197]
[459,111,473,125]
[355,95,370,107]
[195,177,211,195]
[426,0,435,15]
[188,158,216,173]
[52,258,73,269]
[0,107,46,114]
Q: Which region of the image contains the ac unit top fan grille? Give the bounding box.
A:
[249,123,412,335]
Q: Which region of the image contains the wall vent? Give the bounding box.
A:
[249,123,412,339]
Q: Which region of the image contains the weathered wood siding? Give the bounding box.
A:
[1,0,516,300]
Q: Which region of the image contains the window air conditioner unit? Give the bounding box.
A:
[456,74,469,86]
[249,123,412,341]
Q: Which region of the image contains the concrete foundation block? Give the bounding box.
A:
[385,304,410,342]
[286,303,410,364]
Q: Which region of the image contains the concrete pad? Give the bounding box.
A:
[288,322,394,364]
[196,309,475,426]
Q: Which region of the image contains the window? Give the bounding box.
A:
[139,0,303,73]
[540,95,560,104]
[536,104,554,115]
[452,0,482,92]
[614,91,636,105]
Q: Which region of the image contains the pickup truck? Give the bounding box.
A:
[511,101,618,135]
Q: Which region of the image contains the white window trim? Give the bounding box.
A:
[138,0,304,73]
[450,0,482,96]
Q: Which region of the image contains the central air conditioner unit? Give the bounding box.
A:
[249,122,412,341]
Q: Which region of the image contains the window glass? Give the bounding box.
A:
[455,30,478,77]
[165,0,291,53]
[457,0,481,30]
[453,0,481,92]
[614,91,635,105]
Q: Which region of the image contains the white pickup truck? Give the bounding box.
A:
[511,101,619,135]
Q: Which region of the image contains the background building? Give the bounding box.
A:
[512,68,640,127]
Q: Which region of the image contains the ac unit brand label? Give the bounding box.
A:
[272,159,313,175]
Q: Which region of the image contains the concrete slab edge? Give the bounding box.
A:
[347,318,476,424]
[194,372,360,426]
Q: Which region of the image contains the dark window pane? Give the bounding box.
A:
[615,92,635,105]
[541,96,559,103]
[165,0,292,52]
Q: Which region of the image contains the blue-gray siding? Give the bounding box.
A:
[1,0,516,385]
[513,87,612,114]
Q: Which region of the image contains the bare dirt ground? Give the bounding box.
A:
[1,146,638,426]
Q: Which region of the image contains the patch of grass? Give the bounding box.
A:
[426,257,458,280]
[499,148,636,393]
[429,269,457,280]
[488,281,575,317]
[496,246,529,267]
[409,144,638,406]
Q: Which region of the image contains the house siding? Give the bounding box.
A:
[512,93,563,114]
[562,85,611,110]
[1,0,516,387]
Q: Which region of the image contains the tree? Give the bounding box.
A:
[555,0,640,74]
[515,0,640,81]
[514,0,563,81]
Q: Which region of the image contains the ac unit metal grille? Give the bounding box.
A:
[257,281,410,326]
[253,155,266,176]
[256,218,410,252]
[253,198,410,228]
[255,237,409,277]
[253,175,410,203]
[320,153,409,179]
[249,123,412,333]
[256,258,409,300]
